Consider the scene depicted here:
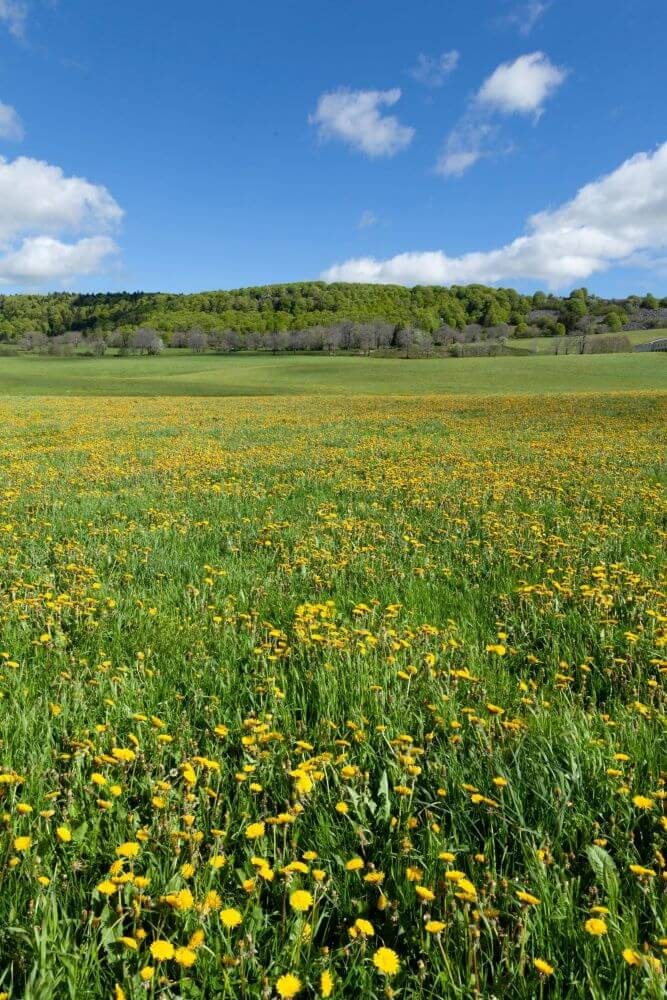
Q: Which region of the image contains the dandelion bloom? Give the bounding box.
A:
[533,958,554,976]
[245,821,265,839]
[96,880,117,896]
[220,908,243,929]
[13,836,31,852]
[149,939,175,960]
[115,841,140,858]
[584,918,608,937]
[372,947,400,976]
[516,891,541,906]
[289,889,314,912]
[415,885,435,902]
[276,973,302,998]
[174,946,196,968]
[320,969,334,997]
[622,948,642,966]
[56,826,72,843]
[631,795,654,810]
[139,967,154,981]
[425,920,446,933]
[345,857,364,871]
[353,918,375,937]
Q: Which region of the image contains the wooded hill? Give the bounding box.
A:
[0,282,665,340]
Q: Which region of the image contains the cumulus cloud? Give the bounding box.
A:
[0,0,27,38]
[435,51,566,177]
[477,52,567,117]
[322,142,667,289]
[0,235,118,284]
[410,50,459,87]
[309,87,415,157]
[0,156,123,284]
[0,101,24,141]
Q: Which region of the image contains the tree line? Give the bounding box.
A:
[0,282,664,343]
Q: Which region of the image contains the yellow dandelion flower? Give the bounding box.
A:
[276,973,302,998]
[115,841,139,858]
[622,948,642,966]
[320,969,334,997]
[372,946,400,976]
[149,940,175,960]
[245,821,265,839]
[289,889,314,912]
[174,946,196,968]
[533,958,554,976]
[584,918,608,937]
[56,826,72,843]
[425,920,446,933]
[220,908,243,929]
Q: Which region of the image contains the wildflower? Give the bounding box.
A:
[533,958,554,975]
[56,826,72,843]
[96,880,117,896]
[115,841,139,858]
[174,946,196,968]
[276,973,302,998]
[220,908,242,929]
[353,918,375,937]
[372,946,400,976]
[425,920,446,933]
[345,857,364,871]
[245,821,265,839]
[516,891,541,906]
[13,836,31,852]
[290,889,314,912]
[320,969,334,997]
[139,967,154,981]
[335,802,348,813]
[632,795,654,810]
[119,937,138,951]
[415,885,435,902]
[584,918,608,937]
[150,940,175,960]
[622,948,642,966]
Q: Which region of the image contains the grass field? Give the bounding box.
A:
[0,370,665,997]
[0,350,664,397]
[506,329,665,354]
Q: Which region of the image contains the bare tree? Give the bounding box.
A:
[131,328,164,355]
[397,326,422,359]
[187,329,208,353]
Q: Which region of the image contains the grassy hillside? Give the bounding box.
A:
[0,351,664,398]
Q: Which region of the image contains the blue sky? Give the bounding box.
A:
[0,0,666,295]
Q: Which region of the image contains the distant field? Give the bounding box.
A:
[507,328,665,354]
[0,351,664,397]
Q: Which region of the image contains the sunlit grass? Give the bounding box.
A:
[0,391,664,999]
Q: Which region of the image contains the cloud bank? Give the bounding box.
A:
[322,142,667,288]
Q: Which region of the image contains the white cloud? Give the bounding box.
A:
[0,101,24,141]
[410,50,459,87]
[0,156,122,241]
[0,156,123,284]
[0,235,118,284]
[435,120,501,177]
[0,0,27,38]
[358,209,378,229]
[309,87,415,157]
[322,141,667,289]
[505,2,551,36]
[477,52,567,117]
